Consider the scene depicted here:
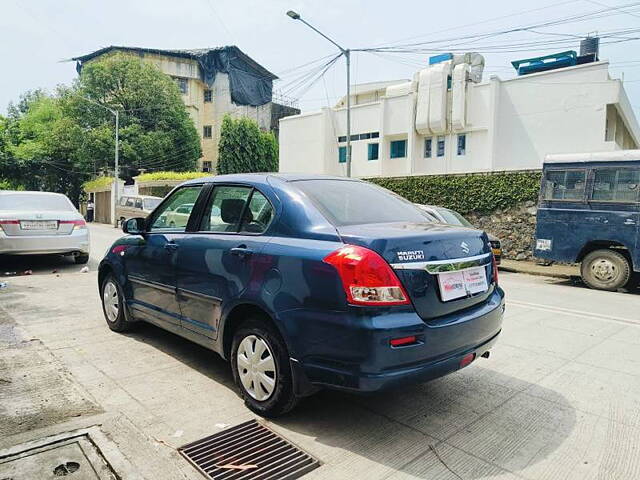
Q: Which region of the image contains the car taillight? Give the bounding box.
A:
[0,219,19,232]
[323,245,410,306]
[60,219,87,230]
[492,254,499,284]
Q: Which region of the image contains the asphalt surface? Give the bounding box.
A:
[1,223,640,479]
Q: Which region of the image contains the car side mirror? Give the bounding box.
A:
[123,217,146,235]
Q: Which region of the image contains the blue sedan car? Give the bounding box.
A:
[99,174,504,416]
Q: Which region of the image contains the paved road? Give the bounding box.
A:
[1,223,639,479]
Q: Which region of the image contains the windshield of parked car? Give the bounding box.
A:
[143,198,162,211]
[435,207,474,228]
[295,180,433,226]
[0,193,75,212]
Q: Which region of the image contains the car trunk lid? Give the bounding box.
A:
[0,211,83,236]
[336,221,495,321]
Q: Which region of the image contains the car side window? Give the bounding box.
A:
[135,198,143,209]
[200,185,252,233]
[125,197,135,207]
[544,169,586,201]
[119,196,128,206]
[149,186,202,232]
[592,168,640,203]
[239,190,274,234]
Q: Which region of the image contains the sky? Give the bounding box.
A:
[1,0,639,118]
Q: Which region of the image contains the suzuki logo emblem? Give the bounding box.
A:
[460,241,470,254]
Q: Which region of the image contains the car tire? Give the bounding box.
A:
[100,274,133,332]
[230,318,298,417]
[581,249,631,291]
[75,254,89,265]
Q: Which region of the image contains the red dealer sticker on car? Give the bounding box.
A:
[438,267,488,302]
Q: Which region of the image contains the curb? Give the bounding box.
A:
[498,263,577,280]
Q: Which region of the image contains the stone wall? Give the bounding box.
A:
[466,201,538,260]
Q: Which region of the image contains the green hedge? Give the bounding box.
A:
[136,171,209,183]
[83,176,114,191]
[368,171,542,214]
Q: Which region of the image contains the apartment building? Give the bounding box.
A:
[74,46,299,172]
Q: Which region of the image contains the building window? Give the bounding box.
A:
[338,135,347,143]
[390,140,407,159]
[174,77,188,95]
[424,138,432,158]
[368,143,379,161]
[203,125,212,138]
[202,161,212,173]
[338,146,351,163]
[204,89,212,102]
[371,132,379,138]
[437,136,445,157]
[457,134,466,156]
[349,134,359,141]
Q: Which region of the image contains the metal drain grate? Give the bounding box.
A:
[179,419,320,480]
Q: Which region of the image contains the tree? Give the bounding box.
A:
[217,115,278,175]
[0,54,202,204]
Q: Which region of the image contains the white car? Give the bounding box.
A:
[0,191,90,264]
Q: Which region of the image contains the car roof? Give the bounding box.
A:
[180,173,362,186]
[0,190,67,196]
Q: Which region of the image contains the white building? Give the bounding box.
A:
[279,52,639,178]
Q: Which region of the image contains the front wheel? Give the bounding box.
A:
[230,319,298,417]
[75,254,89,265]
[581,249,631,291]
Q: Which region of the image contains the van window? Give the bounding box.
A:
[544,169,586,201]
[135,198,143,209]
[125,197,135,207]
[592,168,640,203]
[119,197,128,206]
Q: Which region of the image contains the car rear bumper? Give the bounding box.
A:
[0,231,90,255]
[283,287,504,394]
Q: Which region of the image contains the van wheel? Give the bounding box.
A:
[230,318,298,417]
[75,254,89,265]
[581,249,631,291]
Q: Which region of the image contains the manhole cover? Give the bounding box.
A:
[0,431,117,480]
[179,419,320,480]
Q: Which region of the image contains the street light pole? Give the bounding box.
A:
[286,10,352,177]
[76,95,120,227]
[114,110,119,228]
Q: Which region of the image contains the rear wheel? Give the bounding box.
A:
[581,249,631,291]
[75,254,89,265]
[100,274,133,332]
[230,318,298,417]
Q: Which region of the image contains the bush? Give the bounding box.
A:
[368,171,542,214]
[82,176,114,191]
[136,171,209,183]
[217,115,278,175]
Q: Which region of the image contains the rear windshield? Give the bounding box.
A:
[143,198,162,210]
[0,193,74,212]
[435,208,474,228]
[295,180,433,226]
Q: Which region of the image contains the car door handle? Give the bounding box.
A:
[231,246,253,258]
[164,242,179,252]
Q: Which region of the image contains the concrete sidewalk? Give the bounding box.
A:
[499,259,579,279]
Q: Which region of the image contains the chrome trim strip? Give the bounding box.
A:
[128,276,175,294]
[391,252,492,273]
[177,288,222,303]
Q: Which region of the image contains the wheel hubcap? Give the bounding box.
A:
[591,258,618,282]
[237,335,276,401]
[103,281,119,322]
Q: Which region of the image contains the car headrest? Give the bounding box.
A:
[220,199,252,224]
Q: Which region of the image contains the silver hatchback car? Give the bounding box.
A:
[0,191,90,264]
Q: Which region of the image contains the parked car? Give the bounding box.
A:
[0,191,90,263]
[99,174,504,416]
[534,151,640,291]
[416,204,502,264]
[116,195,162,226]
